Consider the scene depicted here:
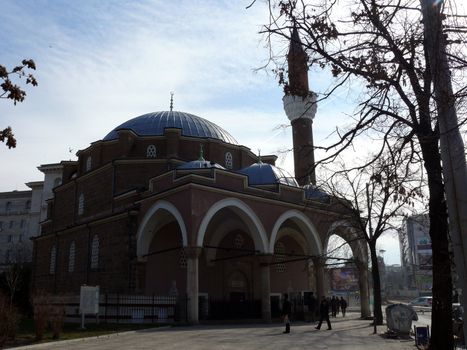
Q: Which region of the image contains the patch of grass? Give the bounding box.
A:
[4,319,160,348]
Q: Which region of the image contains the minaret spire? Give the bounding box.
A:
[282,26,317,186]
[170,91,174,112]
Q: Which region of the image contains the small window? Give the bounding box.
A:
[90,235,99,269]
[20,219,24,228]
[78,193,84,216]
[18,234,23,242]
[225,152,233,169]
[274,242,286,273]
[86,156,92,171]
[25,200,31,210]
[233,234,244,249]
[8,235,12,243]
[146,145,157,158]
[68,241,76,273]
[50,245,57,274]
[5,202,11,212]
[9,221,13,229]
[179,248,187,269]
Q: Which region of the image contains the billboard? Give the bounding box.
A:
[330,268,359,291]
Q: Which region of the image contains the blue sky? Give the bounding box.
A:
[0,0,401,264]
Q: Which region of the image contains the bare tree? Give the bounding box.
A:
[319,152,421,325]
[257,0,466,347]
[0,59,38,149]
[3,242,32,307]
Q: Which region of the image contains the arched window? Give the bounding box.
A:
[68,241,76,273]
[90,235,99,269]
[274,242,286,273]
[25,200,31,210]
[86,156,92,171]
[233,233,244,249]
[146,145,157,158]
[5,202,11,213]
[78,193,84,216]
[225,152,233,169]
[53,177,62,188]
[50,245,57,274]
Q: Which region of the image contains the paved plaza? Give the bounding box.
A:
[15,312,419,350]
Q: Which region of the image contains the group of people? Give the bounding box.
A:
[281,293,348,333]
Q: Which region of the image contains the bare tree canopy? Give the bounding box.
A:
[256,0,467,347]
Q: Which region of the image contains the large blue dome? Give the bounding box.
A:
[103,111,238,144]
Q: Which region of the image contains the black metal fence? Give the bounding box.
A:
[47,294,185,324]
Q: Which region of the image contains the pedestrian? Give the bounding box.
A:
[315,296,332,330]
[340,297,347,317]
[308,292,316,323]
[282,293,292,334]
[331,296,337,317]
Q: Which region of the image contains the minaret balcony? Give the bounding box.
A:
[283,93,317,122]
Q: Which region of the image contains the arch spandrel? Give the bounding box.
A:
[136,200,188,258]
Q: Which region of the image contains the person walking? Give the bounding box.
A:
[308,292,316,323]
[330,296,337,317]
[315,296,332,330]
[340,297,347,317]
[282,293,292,334]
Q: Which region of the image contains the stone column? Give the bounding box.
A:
[356,260,371,318]
[185,247,202,325]
[259,255,273,323]
[313,257,326,301]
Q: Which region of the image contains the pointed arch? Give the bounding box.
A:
[196,198,268,253]
[137,200,188,258]
[269,209,322,255]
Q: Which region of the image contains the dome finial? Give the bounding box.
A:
[170,91,174,112]
[198,144,205,161]
[258,149,262,164]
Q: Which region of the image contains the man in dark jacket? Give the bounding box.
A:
[315,296,332,330]
[340,297,348,317]
[282,293,292,333]
[308,292,317,322]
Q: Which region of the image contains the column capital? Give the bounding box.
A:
[184,246,203,259]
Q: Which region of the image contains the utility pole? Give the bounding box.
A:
[421,0,467,342]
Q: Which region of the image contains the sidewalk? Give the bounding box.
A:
[14,312,417,350]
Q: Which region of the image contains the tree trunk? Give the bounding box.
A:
[419,137,453,350]
[421,0,467,345]
[369,241,383,325]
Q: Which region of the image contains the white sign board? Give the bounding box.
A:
[79,285,99,315]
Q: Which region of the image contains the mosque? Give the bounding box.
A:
[31,29,370,323]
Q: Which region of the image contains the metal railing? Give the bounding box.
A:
[43,294,187,324]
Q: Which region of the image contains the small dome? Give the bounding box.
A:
[303,184,330,202]
[177,159,225,170]
[103,111,238,145]
[238,162,298,187]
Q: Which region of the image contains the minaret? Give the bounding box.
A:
[283,27,317,186]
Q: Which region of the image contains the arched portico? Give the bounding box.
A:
[269,209,322,255]
[197,198,268,253]
[325,220,370,318]
[136,200,188,258]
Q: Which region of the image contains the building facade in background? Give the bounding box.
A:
[0,164,64,271]
[399,214,432,293]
